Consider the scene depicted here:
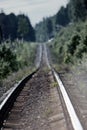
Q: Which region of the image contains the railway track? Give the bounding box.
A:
[0,44,84,130]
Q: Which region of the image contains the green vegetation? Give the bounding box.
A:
[45,108,52,116]
[0,0,87,90]
[51,81,58,88]
[0,42,37,94]
[56,6,70,26]
[49,21,87,65]
[0,10,37,93]
[0,41,37,97]
[68,0,86,21]
[35,17,54,42]
[0,42,37,79]
[35,0,87,42]
[0,13,35,42]
[0,45,18,78]
[0,26,2,43]
[16,42,36,68]
[35,3,70,42]
[17,16,29,40]
[47,0,87,67]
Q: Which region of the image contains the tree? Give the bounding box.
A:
[35,17,54,42]
[17,15,35,41]
[46,18,53,38]
[69,0,86,21]
[84,0,87,9]
[0,13,18,40]
[17,16,29,40]
[7,13,17,40]
[67,34,81,55]
[0,26,2,43]
[0,12,35,42]
[56,6,70,26]
[0,45,18,78]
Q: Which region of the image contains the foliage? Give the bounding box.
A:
[69,0,86,21]
[84,0,87,9]
[0,13,35,42]
[35,0,87,42]
[17,16,29,39]
[0,26,2,43]
[56,6,70,26]
[35,18,54,42]
[83,35,87,46]
[0,42,37,79]
[49,20,87,65]
[64,53,72,64]
[17,15,36,41]
[35,5,70,42]
[16,42,36,68]
[67,34,81,55]
[0,45,18,78]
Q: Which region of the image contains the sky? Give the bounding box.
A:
[0,0,68,26]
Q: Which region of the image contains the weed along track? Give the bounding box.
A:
[0,44,83,130]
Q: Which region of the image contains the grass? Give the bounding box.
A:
[0,41,37,96]
[43,67,50,73]
[45,108,53,117]
[50,81,58,88]
[0,41,37,76]
[16,42,37,68]
[1,66,35,95]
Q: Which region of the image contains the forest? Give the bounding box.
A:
[0,12,35,42]
[0,0,87,43]
[35,0,87,42]
[49,0,87,65]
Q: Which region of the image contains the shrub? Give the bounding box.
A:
[64,53,73,64]
[83,35,87,46]
[0,45,18,78]
[67,34,81,55]
[75,43,87,59]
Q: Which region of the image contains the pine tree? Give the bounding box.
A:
[69,0,86,21]
[0,26,2,43]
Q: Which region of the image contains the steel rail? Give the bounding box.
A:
[0,45,42,128]
[0,44,84,130]
[0,69,38,128]
[53,70,83,130]
[44,44,84,130]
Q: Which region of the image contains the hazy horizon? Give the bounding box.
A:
[0,0,68,26]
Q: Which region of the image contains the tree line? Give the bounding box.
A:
[35,0,87,42]
[0,12,35,43]
[0,0,87,43]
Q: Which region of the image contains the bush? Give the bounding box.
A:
[83,35,87,46]
[50,21,87,65]
[0,61,10,78]
[0,45,19,78]
[75,43,87,59]
[67,34,81,55]
[64,53,73,64]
